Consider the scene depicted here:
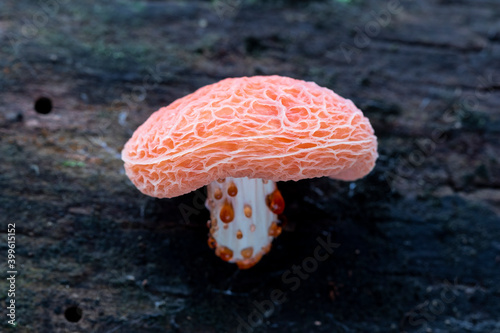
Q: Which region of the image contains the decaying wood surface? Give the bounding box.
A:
[1,1,499,332]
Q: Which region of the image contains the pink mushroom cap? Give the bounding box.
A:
[122,75,378,198]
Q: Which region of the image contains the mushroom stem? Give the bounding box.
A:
[205,177,285,269]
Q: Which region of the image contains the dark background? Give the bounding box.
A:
[1,0,499,332]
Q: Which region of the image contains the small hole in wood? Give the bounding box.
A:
[64,305,82,322]
[34,97,52,114]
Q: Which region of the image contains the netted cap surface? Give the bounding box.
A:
[122,75,378,198]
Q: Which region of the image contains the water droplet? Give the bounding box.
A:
[268,221,282,237]
[214,188,223,200]
[220,201,234,223]
[244,204,252,218]
[216,246,233,261]
[266,189,285,214]
[207,236,217,249]
[277,213,287,225]
[227,182,238,196]
[241,247,253,259]
[236,230,243,239]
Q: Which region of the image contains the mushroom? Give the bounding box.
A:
[122,75,377,269]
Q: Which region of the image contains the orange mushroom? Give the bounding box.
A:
[122,75,378,269]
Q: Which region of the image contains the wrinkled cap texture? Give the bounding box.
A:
[122,75,378,198]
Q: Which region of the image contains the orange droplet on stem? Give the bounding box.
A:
[227,183,238,196]
[219,200,235,223]
[277,214,287,228]
[236,252,264,269]
[216,246,233,261]
[266,189,285,214]
[243,204,252,218]
[207,236,217,249]
[268,221,282,237]
[214,188,223,200]
[241,247,253,259]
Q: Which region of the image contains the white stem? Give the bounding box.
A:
[205,177,284,269]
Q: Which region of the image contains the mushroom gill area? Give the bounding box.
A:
[205,177,285,269]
